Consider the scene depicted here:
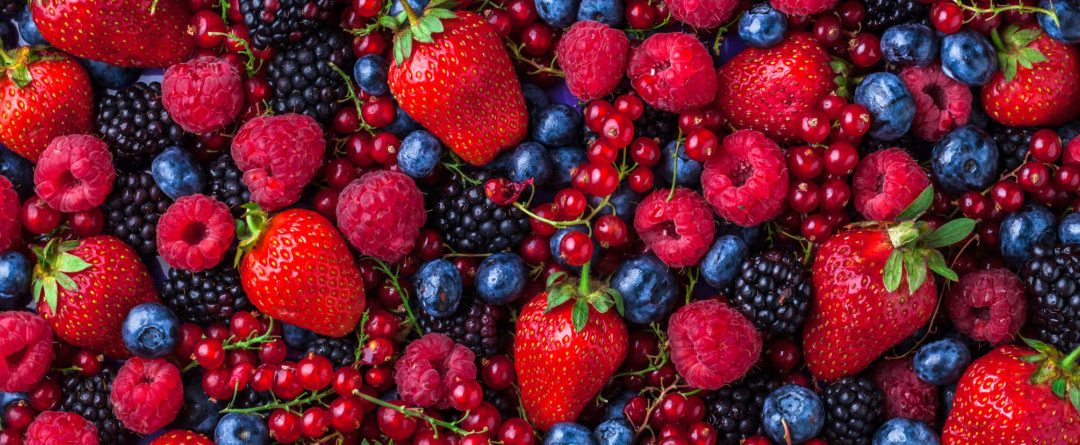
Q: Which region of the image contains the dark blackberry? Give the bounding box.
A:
[161,264,252,325]
[102,170,172,256]
[267,28,354,124]
[60,367,136,444]
[232,388,272,409]
[432,171,532,254]
[1022,244,1080,352]
[861,134,933,161]
[95,82,186,170]
[0,0,19,18]
[207,153,251,217]
[864,0,927,31]
[730,248,811,336]
[704,372,780,444]
[635,103,677,140]
[417,296,509,357]
[989,125,1033,171]
[306,335,357,367]
[237,0,340,50]
[822,376,884,445]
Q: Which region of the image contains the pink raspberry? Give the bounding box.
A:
[852,148,930,221]
[0,176,20,252]
[900,64,972,141]
[668,299,761,390]
[627,33,718,113]
[947,268,1026,346]
[162,56,245,135]
[702,130,788,227]
[872,358,938,425]
[33,134,115,213]
[25,411,99,445]
[662,0,739,28]
[770,0,837,15]
[555,21,629,102]
[0,312,54,392]
[394,333,477,410]
[156,194,235,272]
[109,357,185,435]
[231,114,325,211]
[336,171,426,263]
[634,188,715,267]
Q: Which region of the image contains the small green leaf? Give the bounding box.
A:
[1012,28,1041,47]
[422,15,444,34]
[1018,56,1033,69]
[379,15,400,29]
[54,272,76,292]
[546,285,572,312]
[1020,46,1047,64]
[55,253,91,273]
[412,23,433,43]
[59,240,79,251]
[925,249,959,282]
[904,252,927,293]
[1030,362,1057,385]
[1052,378,1067,398]
[43,278,58,314]
[895,186,933,221]
[1004,57,1019,83]
[883,248,904,292]
[1023,337,1057,355]
[427,8,456,19]
[592,294,612,313]
[1069,386,1080,415]
[924,218,976,248]
[611,288,625,316]
[31,280,42,303]
[1021,353,1047,363]
[546,271,567,288]
[571,298,589,332]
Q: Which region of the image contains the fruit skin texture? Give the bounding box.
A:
[150,430,214,445]
[702,130,789,227]
[715,32,834,143]
[0,48,93,163]
[231,114,326,211]
[627,32,718,113]
[33,134,115,213]
[0,176,20,252]
[900,64,972,141]
[162,56,245,134]
[946,268,1026,346]
[942,345,1080,444]
[872,358,938,425]
[852,148,930,221]
[982,27,1080,127]
[667,299,761,390]
[336,171,427,263]
[770,0,837,16]
[156,194,236,272]
[555,21,629,102]
[0,311,54,392]
[388,12,528,166]
[633,188,716,268]
[24,411,99,445]
[663,0,738,28]
[32,0,194,68]
[109,357,184,434]
[514,292,627,431]
[239,208,366,337]
[394,333,477,409]
[803,228,937,380]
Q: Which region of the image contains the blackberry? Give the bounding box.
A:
[237,0,340,50]
[704,372,780,444]
[1022,244,1080,352]
[484,388,518,418]
[267,28,354,124]
[232,388,272,409]
[60,367,136,444]
[207,153,251,217]
[861,134,933,161]
[863,0,927,31]
[102,170,172,256]
[432,171,532,254]
[95,82,185,170]
[307,335,357,367]
[417,296,509,357]
[989,125,1033,171]
[161,264,252,325]
[635,103,677,140]
[730,248,811,336]
[0,0,19,18]
[822,376,884,445]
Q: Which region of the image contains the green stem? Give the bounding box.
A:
[399,0,421,28]
[952,0,1059,25]
[0,46,13,65]
[1062,345,1080,371]
[223,318,277,351]
[352,390,482,436]
[371,259,422,336]
[578,262,591,295]
[512,195,612,230]
[222,389,333,414]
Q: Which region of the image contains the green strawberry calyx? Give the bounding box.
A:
[234,202,271,267]
[0,46,45,89]
[879,186,975,294]
[544,264,624,333]
[1021,337,1080,415]
[31,238,92,314]
[391,0,459,65]
[991,24,1048,83]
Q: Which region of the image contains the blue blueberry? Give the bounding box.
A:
[16,8,46,45]
[398,130,443,178]
[172,371,224,435]
[353,54,389,96]
[550,226,598,268]
[658,140,702,187]
[476,253,527,305]
[872,418,940,445]
[415,259,463,317]
[701,235,748,289]
[215,413,269,445]
[1061,212,1080,245]
[152,146,205,200]
[546,422,598,445]
[588,183,640,222]
[853,72,916,141]
[0,251,31,310]
[717,223,762,248]
[738,3,787,48]
[533,104,583,147]
[1000,204,1057,267]
[881,24,938,66]
[0,392,26,410]
[122,302,180,358]
[546,81,585,110]
[390,0,430,15]
[762,385,825,445]
[941,29,998,86]
[386,106,421,136]
[78,59,140,91]
[549,146,587,187]
[0,144,34,199]
[604,391,635,421]
[507,141,553,185]
[522,83,551,120]
[536,0,580,28]
[612,255,677,324]
[1039,0,1080,43]
[577,0,623,26]
[281,322,316,350]
[931,125,1000,194]
[594,419,634,445]
[913,338,971,385]
[1,20,16,50]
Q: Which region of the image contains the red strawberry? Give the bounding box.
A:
[31,236,159,358]
[236,205,366,337]
[942,342,1080,444]
[388,5,527,166]
[32,0,194,68]
[150,430,214,445]
[982,25,1080,127]
[0,47,93,163]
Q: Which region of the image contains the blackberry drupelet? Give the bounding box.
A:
[1022,244,1080,352]
[432,171,532,254]
[161,265,252,325]
[207,153,251,217]
[822,376,884,445]
[635,103,677,140]
[484,387,518,417]
[267,28,354,124]
[237,0,339,50]
[102,170,172,256]
[417,296,509,357]
[705,372,780,445]
[730,248,812,336]
[60,367,136,444]
[232,387,272,409]
[306,335,357,367]
[95,82,186,170]
[863,0,927,31]
[989,125,1033,171]
[0,0,19,18]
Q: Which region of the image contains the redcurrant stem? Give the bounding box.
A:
[329,62,376,135]
[951,0,1059,25]
[666,130,685,202]
[223,318,277,351]
[353,310,371,365]
[579,262,591,295]
[512,195,612,229]
[399,0,421,28]
[503,40,565,77]
[221,389,334,414]
[682,268,698,305]
[351,390,485,436]
[370,258,423,336]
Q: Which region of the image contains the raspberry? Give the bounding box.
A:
[899,64,972,141]
[109,357,185,435]
[852,148,930,221]
[702,130,789,227]
[25,412,99,445]
[554,21,629,102]
[627,32,718,113]
[162,56,245,135]
[0,176,19,252]
[634,188,715,267]
[662,0,739,28]
[668,299,762,390]
[872,358,938,425]
[231,114,325,211]
[33,134,115,213]
[156,194,236,272]
[150,430,214,445]
[336,171,426,263]
[0,312,54,392]
[947,268,1026,346]
[769,0,838,15]
[394,333,478,410]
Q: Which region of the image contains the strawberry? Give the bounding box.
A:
[514,271,627,430]
[942,341,1080,444]
[32,0,194,68]
[803,187,974,380]
[0,47,93,163]
[387,1,528,166]
[235,204,366,338]
[981,25,1080,127]
[31,236,159,358]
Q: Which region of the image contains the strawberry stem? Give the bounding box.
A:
[579,262,591,295]
[399,0,421,28]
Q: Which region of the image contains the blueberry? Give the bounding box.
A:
[550,226,599,268]
[659,140,702,187]
[912,338,971,385]
[386,107,421,136]
[546,422,598,445]
[16,7,46,45]
[738,3,787,48]
[476,253,527,305]
[522,83,551,120]
[588,183,640,223]
[546,82,586,110]
[390,0,430,15]
[853,72,916,141]
[931,125,1000,194]
[1039,0,1080,43]
[762,385,825,445]
[549,146,587,187]
[881,23,938,67]
[577,0,623,26]
[172,371,225,435]
[215,413,269,445]
[0,251,31,310]
[533,104,583,147]
[594,419,635,445]
[353,54,389,96]
[612,255,677,324]
[0,20,15,50]
[717,222,762,248]
[701,235,748,289]
[603,391,635,421]
[0,144,33,199]
[281,322,316,350]
[1000,204,1057,268]
[507,141,553,185]
[152,146,205,200]
[1061,212,1080,245]
[536,0,580,27]
[121,302,180,358]
[414,258,463,317]
[398,130,443,178]
[941,29,998,86]
[78,59,140,91]
[872,418,940,445]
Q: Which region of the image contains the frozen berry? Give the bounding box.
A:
[33,135,115,213]
[0,177,18,252]
[702,130,789,227]
[336,171,427,263]
[872,359,938,425]
[156,194,235,272]
[770,0,837,15]
[662,0,738,28]
[109,357,185,434]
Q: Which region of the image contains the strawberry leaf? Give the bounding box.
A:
[55,253,91,273]
[1069,386,1080,415]
[1020,46,1047,65]
[610,288,625,316]
[54,272,76,292]
[1053,378,1067,398]
[546,284,573,312]
[903,251,927,293]
[895,186,933,221]
[1023,337,1058,356]
[883,248,903,292]
[591,293,612,313]
[42,277,57,314]
[427,8,456,19]
[1021,353,1047,363]
[1012,28,1041,48]
[1030,361,1057,385]
[923,218,975,248]
[925,249,959,282]
[393,29,413,65]
[571,298,589,332]
[546,271,567,288]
